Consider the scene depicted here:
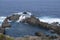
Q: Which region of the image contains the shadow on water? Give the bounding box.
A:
[5,21,58,37]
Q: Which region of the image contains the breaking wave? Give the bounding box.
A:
[39,16,60,24]
[15,12,60,24]
[0,12,60,26]
[14,12,60,24]
[16,12,32,22]
[0,16,6,26]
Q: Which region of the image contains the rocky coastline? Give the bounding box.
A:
[0,12,60,40]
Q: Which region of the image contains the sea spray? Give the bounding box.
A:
[16,12,32,22]
[39,16,60,24]
[0,16,6,26]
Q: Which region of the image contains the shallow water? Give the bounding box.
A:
[5,21,58,37]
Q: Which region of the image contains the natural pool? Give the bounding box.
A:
[5,21,58,37]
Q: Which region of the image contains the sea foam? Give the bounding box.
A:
[0,12,60,26]
[0,16,6,26]
[39,16,60,24]
[16,12,32,22]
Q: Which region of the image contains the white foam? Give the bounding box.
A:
[0,16,6,26]
[14,12,23,15]
[14,12,32,16]
[39,16,60,24]
[27,12,32,15]
[8,20,12,22]
[17,15,26,22]
[16,12,32,22]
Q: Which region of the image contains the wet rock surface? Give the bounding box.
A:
[22,15,40,25]
[2,18,11,28]
[51,22,60,26]
[7,14,20,21]
[0,28,5,34]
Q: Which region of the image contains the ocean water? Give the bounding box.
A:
[0,0,60,17]
[0,0,60,37]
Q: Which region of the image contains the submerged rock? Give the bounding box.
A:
[35,32,45,37]
[49,30,55,33]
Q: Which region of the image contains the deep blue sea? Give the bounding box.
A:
[0,0,60,37]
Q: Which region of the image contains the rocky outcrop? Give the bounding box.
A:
[35,32,59,39]
[22,15,60,34]
[7,14,20,21]
[0,32,59,40]
[39,22,60,34]
[22,15,40,25]
[35,32,45,37]
[0,27,5,34]
[2,18,11,28]
[15,35,60,40]
[0,17,11,34]
[51,22,60,26]
[14,29,60,40]
[0,12,60,40]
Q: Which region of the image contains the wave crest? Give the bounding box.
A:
[16,12,32,22]
[39,16,60,24]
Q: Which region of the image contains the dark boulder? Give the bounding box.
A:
[7,14,20,21]
[35,32,45,37]
[49,36,58,39]
[22,15,40,26]
[23,11,27,14]
[51,22,60,26]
